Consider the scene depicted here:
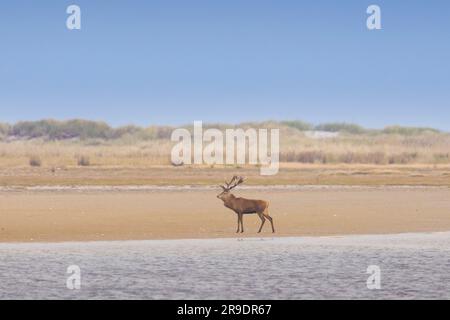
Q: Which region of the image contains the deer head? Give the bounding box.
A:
[217,176,245,200]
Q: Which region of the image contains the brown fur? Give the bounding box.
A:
[217,184,275,233]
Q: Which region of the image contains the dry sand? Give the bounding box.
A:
[1,187,450,242]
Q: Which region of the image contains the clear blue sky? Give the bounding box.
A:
[1,1,449,129]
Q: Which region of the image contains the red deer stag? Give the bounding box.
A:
[217,176,275,233]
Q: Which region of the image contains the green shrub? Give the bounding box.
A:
[315,122,366,134]
[383,126,440,135]
[280,120,313,131]
[11,119,114,140]
[0,122,10,135]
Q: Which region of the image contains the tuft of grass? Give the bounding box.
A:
[433,153,449,163]
[29,155,42,167]
[76,155,90,166]
[281,151,327,164]
[388,152,418,164]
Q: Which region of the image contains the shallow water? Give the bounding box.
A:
[1,232,450,299]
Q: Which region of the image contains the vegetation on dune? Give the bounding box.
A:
[0,122,10,138]
[314,122,367,134]
[0,119,445,141]
[2,119,176,141]
[382,125,440,135]
[0,119,448,167]
[10,119,124,140]
[280,120,314,131]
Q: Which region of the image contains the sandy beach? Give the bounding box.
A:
[1,186,450,243]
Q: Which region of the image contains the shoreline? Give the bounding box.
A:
[1,230,450,246]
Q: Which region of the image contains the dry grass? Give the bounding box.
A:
[0,130,449,169]
[0,139,173,167]
[280,131,450,165]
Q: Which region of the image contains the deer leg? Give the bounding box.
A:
[236,214,240,233]
[257,213,266,233]
[240,213,244,233]
[263,210,275,233]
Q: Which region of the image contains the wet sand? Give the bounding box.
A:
[1,164,450,187]
[1,186,450,242]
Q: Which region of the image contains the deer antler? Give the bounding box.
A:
[221,176,245,191]
[223,176,234,188]
[227,176,245,190]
